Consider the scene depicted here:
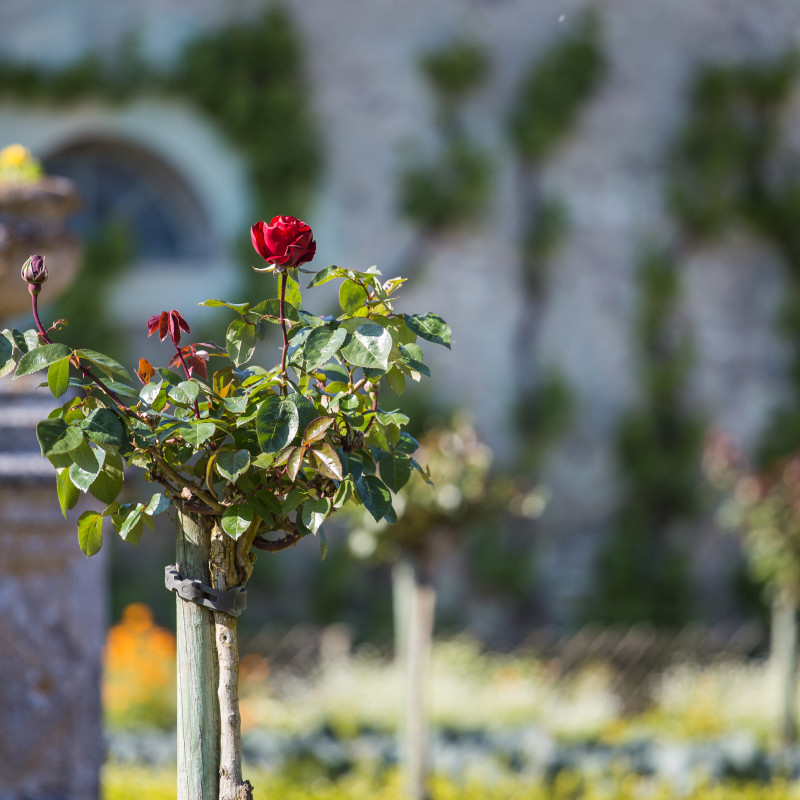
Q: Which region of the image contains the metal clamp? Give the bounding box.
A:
[165,565,247,617]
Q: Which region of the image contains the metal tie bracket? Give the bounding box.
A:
[164,565,247,617]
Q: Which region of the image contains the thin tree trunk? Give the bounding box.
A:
[771,585,798,745]
[404,557,436,800]
[176,511,220,800]
[210,521,256,800]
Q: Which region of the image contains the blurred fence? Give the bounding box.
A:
[245,621,768,715]
[522,622,767,714]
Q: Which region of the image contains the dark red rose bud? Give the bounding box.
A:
[21,254,47,285]
[251,215,316,272]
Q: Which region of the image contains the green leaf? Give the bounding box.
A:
[47,357,71,398]
[319,528,328,560]
[144,492,170,515]
[333,476,354,508]
[307,265,340,288]
[20,328,40,352]
[82,407,127,446]
[216,449,251,482]
[256,395,300,454]
[76,349,132,379]
[339,280,368,314]
[282,487,307,514]
[298,326,347,372]
[286,446,305,482]
[340,324,393,370]
[78,510,104,556]
[15,343,72,378]
[338,394,360,412]
[140,380,164,405]
[302,416,335,446]
[56,468,80,518]
[284,392,318,433]
[89,452,124,504]
[169,380,201,407]
[377,452,412,493]
[200,298,251,313]
[247,491,281,522]
[222,504,254,540]
[69,447,105,491]
[226,319,256,367]
[385,366,406,396]
[37,419,83,457]
[284,274,303,308]
[397,432,420,454]
[309,442,344,481]
[376,410,410,427]
[223,394,248,414]
[301,496,330,536]
[117,504,144,543]
[0,330,15,378]
[397,346,431,379]
[251,298,299,323]
[355,474,393,522]
[70,438,100,473]
[252,453,276,470]
[403,313,451,348]
[177,421,216,447]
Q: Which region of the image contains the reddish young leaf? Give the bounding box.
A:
[136,358,155,385]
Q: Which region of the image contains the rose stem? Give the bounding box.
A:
[30,287,135,417]
[279,271,289,396]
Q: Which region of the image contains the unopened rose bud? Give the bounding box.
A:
[21,254,47,285]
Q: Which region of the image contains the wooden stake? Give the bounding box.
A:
[175,511,220,800]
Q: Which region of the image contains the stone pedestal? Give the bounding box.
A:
[0,378,106,800]
[0,177,103,799]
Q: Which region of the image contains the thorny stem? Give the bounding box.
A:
[30,287,138,418]
[279,271,289,397]
[364,384,380,434]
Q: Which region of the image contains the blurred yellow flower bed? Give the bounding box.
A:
[102,765,800,800]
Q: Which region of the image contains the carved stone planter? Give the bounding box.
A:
[0,176,81,318]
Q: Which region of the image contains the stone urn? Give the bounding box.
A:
[0,175,82,319]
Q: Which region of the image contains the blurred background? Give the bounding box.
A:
[3,0,800,797]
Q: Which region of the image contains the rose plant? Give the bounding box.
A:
[0,215,450,800]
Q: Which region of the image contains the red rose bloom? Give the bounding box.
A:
[251,215,316,272]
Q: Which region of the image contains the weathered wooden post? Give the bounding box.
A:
[174,512,220,799]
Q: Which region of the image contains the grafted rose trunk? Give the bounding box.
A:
[210,520,258,800]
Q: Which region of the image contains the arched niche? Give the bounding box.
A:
[44,137,215,263]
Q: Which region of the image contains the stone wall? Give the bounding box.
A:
[0,0,799,623]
